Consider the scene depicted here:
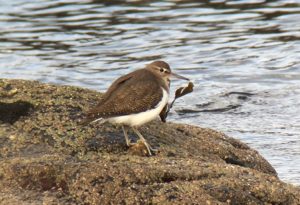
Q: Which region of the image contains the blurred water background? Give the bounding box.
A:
[0,0,300,185]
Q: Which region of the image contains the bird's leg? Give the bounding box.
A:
[122,125,132,147]
[132,127,157,156]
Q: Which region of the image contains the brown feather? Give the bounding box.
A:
[86,69,165,121]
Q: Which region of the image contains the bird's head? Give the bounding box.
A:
[146,61,189,86]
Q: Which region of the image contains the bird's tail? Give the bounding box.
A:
[78,116,105,126]
[78,117,92,126]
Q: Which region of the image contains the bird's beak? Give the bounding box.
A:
[171,72,190,81]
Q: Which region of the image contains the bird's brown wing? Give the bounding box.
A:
[85,70,163,121]
[98,71,134,105]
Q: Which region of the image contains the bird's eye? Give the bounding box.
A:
[160,68,164,72]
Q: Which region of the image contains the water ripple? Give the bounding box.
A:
[1,0,300,185]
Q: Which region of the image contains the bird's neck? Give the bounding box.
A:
[162,78,170,93]
[156,75,170,93]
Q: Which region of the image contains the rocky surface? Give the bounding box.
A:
[0,79,299,205]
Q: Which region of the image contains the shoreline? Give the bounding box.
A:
[0,78,299,204]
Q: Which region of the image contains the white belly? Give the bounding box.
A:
[108,89,169,127]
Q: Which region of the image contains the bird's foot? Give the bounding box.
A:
[126,140,135,147]
[137,139,158,156]
[149,146,158,153]
[127,140,158,157]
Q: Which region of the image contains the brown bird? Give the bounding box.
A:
[84,61,189,155]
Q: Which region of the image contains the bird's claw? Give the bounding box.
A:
[126,139,135,147]
[136,139,158,156]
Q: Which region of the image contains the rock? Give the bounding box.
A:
[0,78,299,205]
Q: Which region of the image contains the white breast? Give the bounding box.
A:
[108,89,169,127]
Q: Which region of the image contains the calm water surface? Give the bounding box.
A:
[0,0,300,185]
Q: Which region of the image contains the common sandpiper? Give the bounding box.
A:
[84,61,189,155]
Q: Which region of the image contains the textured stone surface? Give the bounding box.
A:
[0,79,299,204]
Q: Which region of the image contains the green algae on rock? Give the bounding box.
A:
[0,79,299,204]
